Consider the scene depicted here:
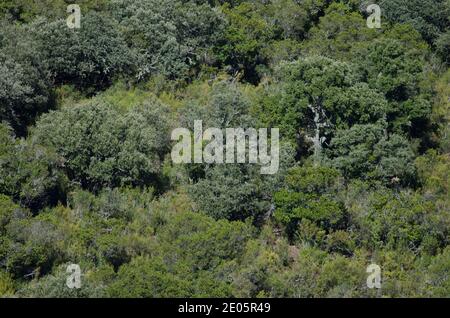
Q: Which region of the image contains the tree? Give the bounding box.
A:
[180,80,254,130]
[3,218,64,278]
[174,79,294,222]
[302,3,378,60]
[189,164,272,221]
[257,56,387,159]
[358,37,432,137]
[0,22,53,135]
[35,12,133,90]
[0,123,68,212]
[262,0,309,40]
[109,0,226,80]
[381,0,449,44]
[361,38,425,101]
[0,0,65,22]
[231,226,289,297]
[274,165,345,239]
[435,31,450,65]
[32,98,171,191]
[217,2,277,82]
[328,123,416,185]
[0,0,448,299]
[267,245,371,297]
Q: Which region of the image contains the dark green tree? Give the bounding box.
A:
[328,123,416,185]
[35,12,133,90]
[0,22,53,135]
[32,98,171,191]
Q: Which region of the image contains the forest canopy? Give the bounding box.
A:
[0,0,449,298]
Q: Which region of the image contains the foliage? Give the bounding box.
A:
[0,0,448,298]
[109,0,226,80]
[0,270,14,296]
[257,56,387,147]
[328,124,416,185]
[302,3,378,60]
[0,123,68,211]
[381,0,449,44]
[108,211,252,297]
[0,22,53,135]
[274,165,345,238]
[34,12,133,90]
[345,183,449,252]
[32,98,171,191]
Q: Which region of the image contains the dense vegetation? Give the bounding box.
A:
[0,0,449,297]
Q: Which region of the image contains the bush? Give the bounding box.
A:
[3,218,64,278]
[17,264,113,298]
[274,165,345,238]
[0,270,14,296]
